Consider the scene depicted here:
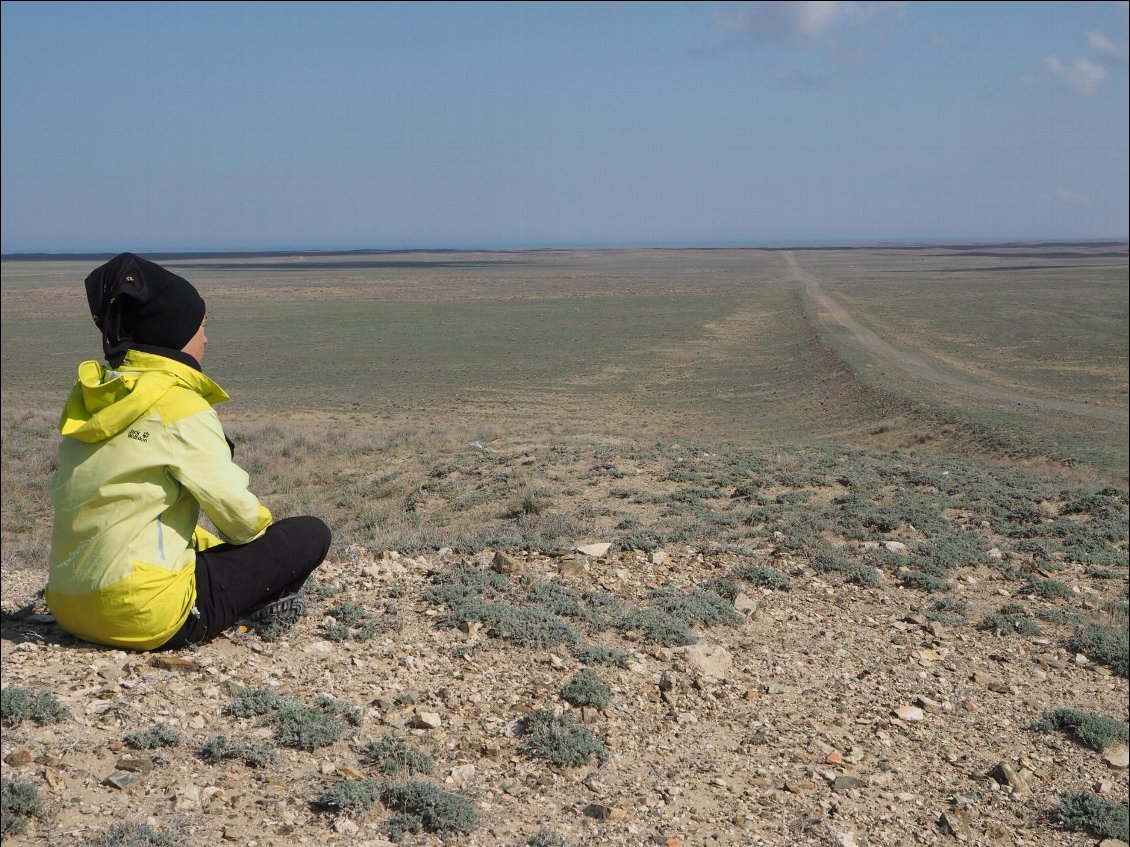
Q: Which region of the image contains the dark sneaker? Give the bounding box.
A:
[241,593,307,630]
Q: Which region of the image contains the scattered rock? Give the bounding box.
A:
[1102,745,1129,770]
[832,776,864,792]
[989,762,1030,795]
[677,643,733,681]
[894,705,925,722]
[576,543,612,557]
[733,592,759,614]
[103,770,139,790]
[939,810,972,841]
[411,711,443,730]
[4,750,32,766]
[583,803,627,821]
[492,551,524,575]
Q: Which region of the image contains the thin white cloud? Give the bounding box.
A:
[1044,55,1110,96]
[714,1,903,43]
[1086,29,1129,62]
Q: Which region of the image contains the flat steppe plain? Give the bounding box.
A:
[1,245,1127,847]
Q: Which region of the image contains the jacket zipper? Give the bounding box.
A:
[156,517,166,562]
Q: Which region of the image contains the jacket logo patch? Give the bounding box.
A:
[127,429,150,443]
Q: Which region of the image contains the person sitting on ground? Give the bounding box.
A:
[46,252,331,651]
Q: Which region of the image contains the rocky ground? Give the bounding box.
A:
[2,537,1127,847]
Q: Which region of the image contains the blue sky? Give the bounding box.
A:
[2,1,1127,252]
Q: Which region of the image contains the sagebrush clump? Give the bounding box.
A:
[1,686,70,726]
[361,734,436,776]
[1036,708,1130,752]
[521,709,608,767]
[125,723,181,750]
[2,778,46,836]
[561,669,611,710]
[381,780,480,838]
[84,821,182,847]
[1069,622,1129,677]
[198,735,277,767]
[1049,791,1129,841]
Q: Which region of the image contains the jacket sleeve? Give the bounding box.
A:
[166,410,272,544]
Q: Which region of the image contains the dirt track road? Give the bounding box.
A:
[788,252,1129,426]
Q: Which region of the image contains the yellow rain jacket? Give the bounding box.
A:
[47,350,272,650]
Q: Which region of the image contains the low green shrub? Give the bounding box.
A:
[979,604,1043,636]
[84,821,182,847]
[125,724,181,750]
[198,735,276,767]
[380,779,480,837]
[730,563,792,591]
[900,570,952,593]
[813,554,882,588]
[1,687,70,726]
[614,608,694,647]
[574,644,629,667]
[270,704,348,751]
[227,687,358,751]
[1023,576,1074,600]
[1035,708,1129,752]
[1069,623,1129,677]
[227,687,300,717]
[1049,792,1129,840]
[360,735,435,776]
[2,778,46,836]
[527,829,579,847]
[314,777,380,817]
[521,709,608,767]
[561,670,611,710]
[644,587,742,628]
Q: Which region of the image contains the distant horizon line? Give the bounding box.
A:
[4,237,1129,261]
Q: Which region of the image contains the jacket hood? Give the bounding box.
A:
[59,350,229,443]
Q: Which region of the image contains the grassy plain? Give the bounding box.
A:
[2,246,1128,565]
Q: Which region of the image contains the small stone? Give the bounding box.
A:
[939,810,972,841]
[450,764,476,784]
[492,552,524,575]
[173,786,201,810]
[916,696,943,714]
[894,705,925,722]
[832,776,864,792]
[989,762,1030,795]
[576,543,612,558]
[104,770,139,790]
[785,779,819,793]
[665,839,685,847]
[649,551,669,565]
[1099,840,1130,847]
[411,711,442,730]
[333,818,359,836]
[114,757,152,774]
[150,655,200,672]
[677,643,733,681]
[986,547,1004,560]
[881,540,909,554]
[826,751,844,765]
[733,593,759,614]
[558,557,585,577]
[4,750,32,766]
[1102,745,1129,770]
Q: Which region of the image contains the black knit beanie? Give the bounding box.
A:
[85,253,206,365]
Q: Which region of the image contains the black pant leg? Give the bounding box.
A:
[160,516,330,649]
